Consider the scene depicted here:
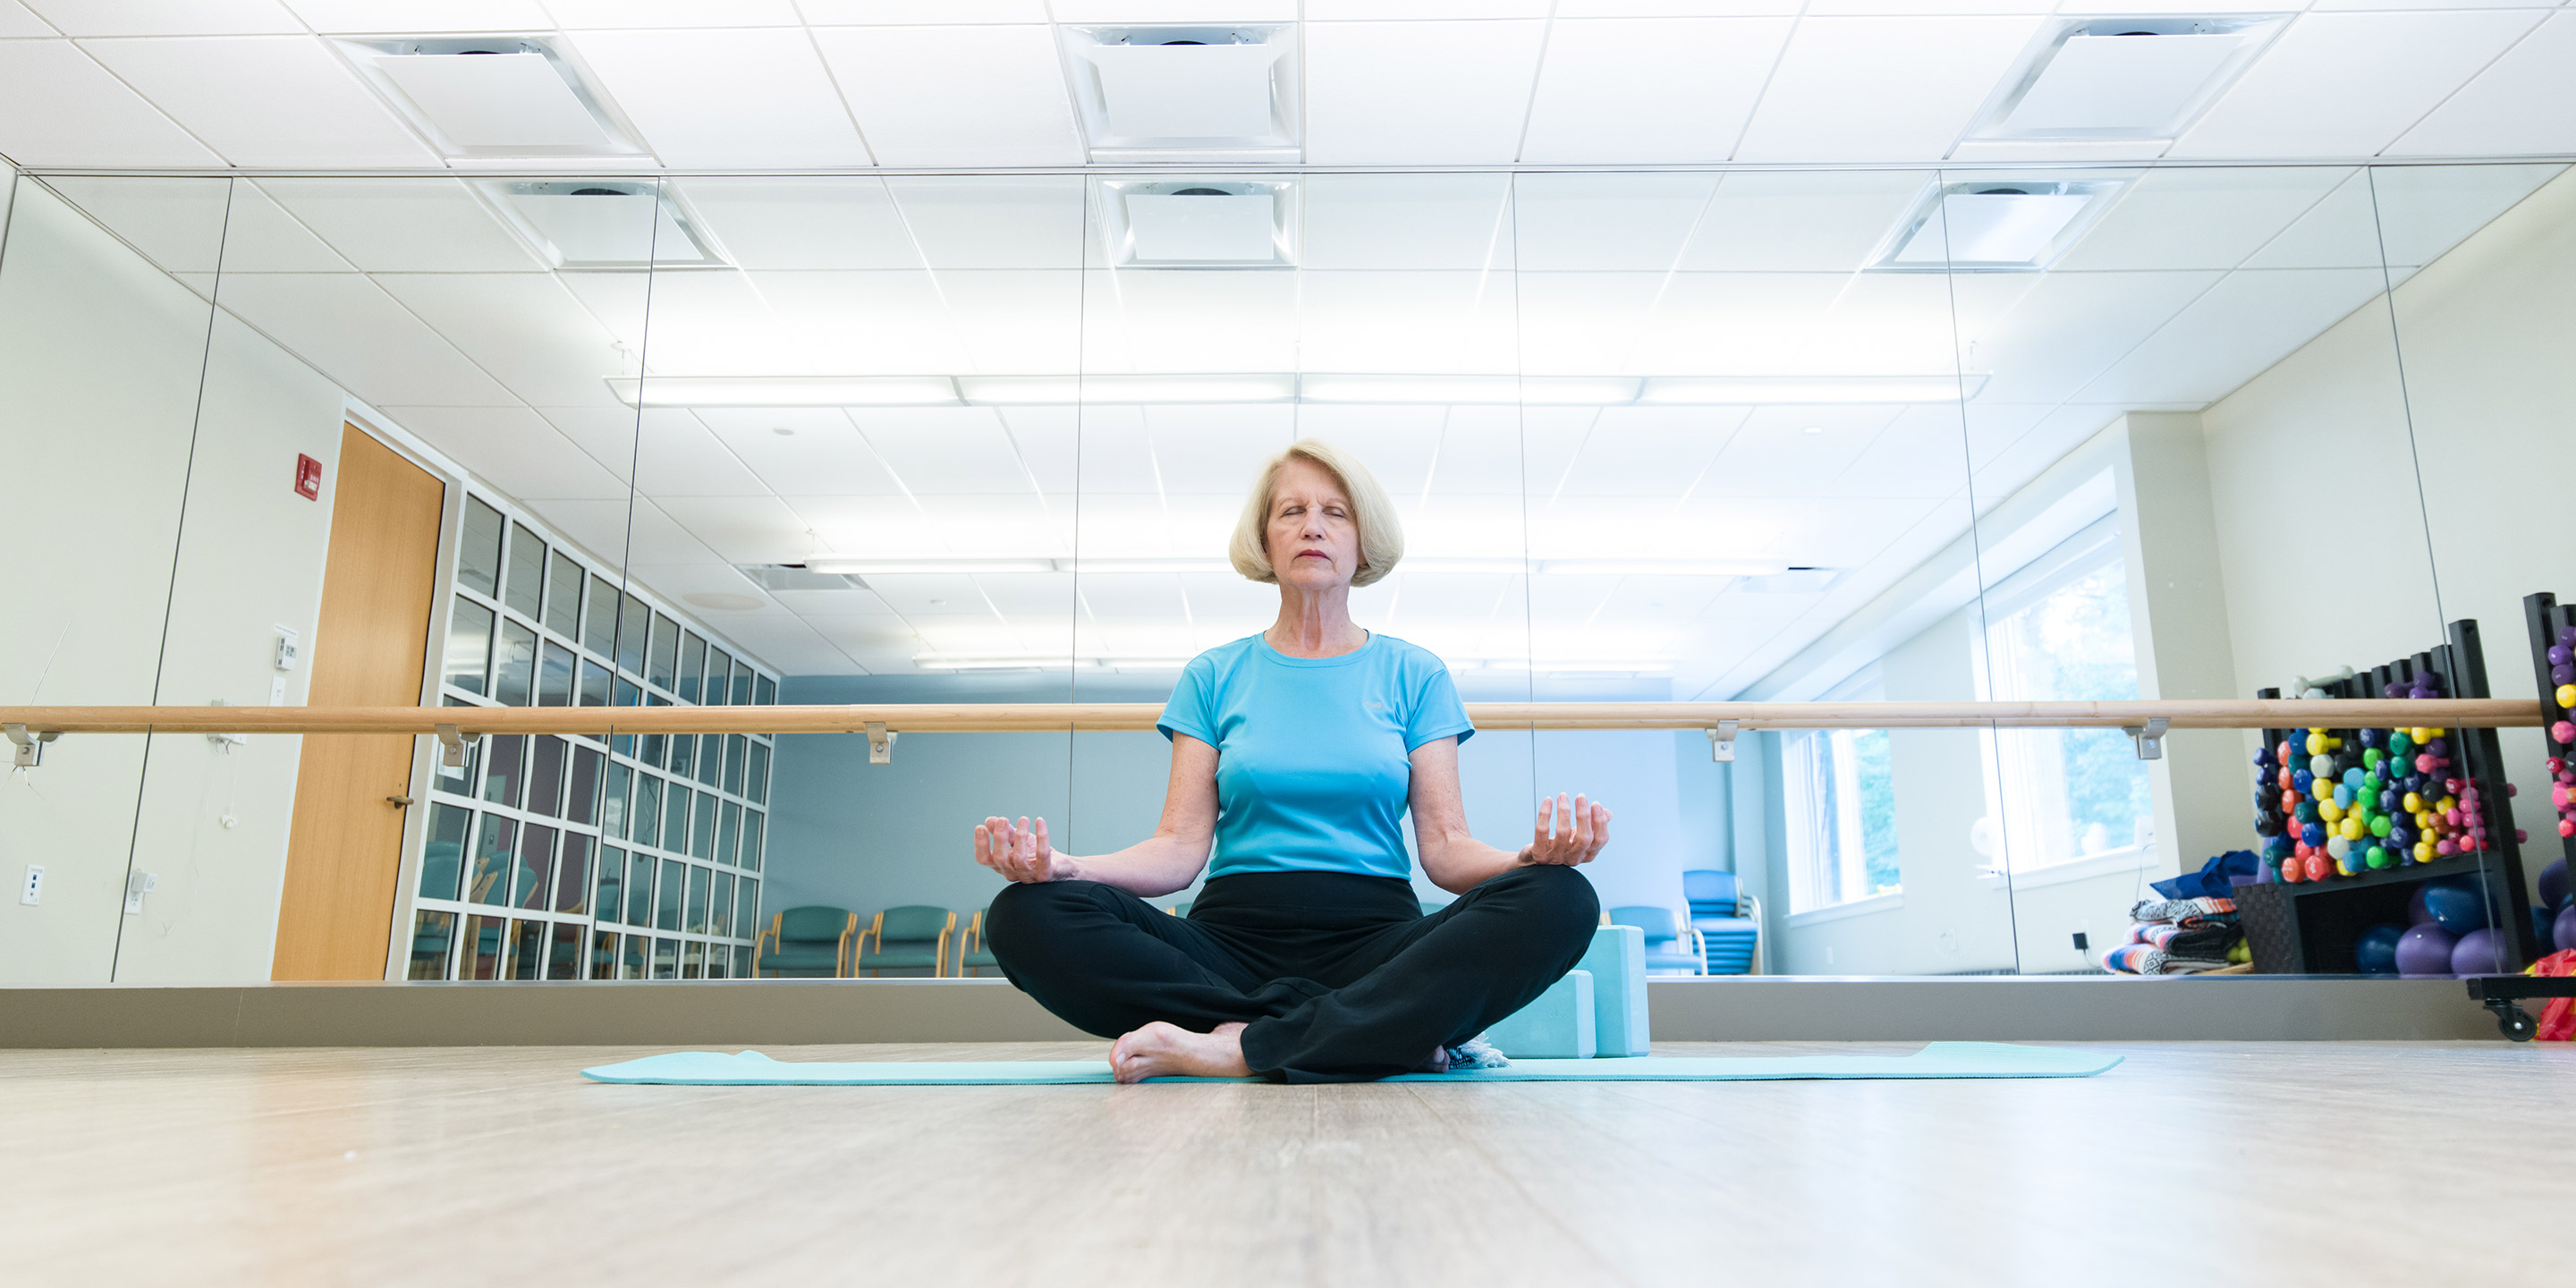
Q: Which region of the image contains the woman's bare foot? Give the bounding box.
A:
[1109,1021,1251,1083]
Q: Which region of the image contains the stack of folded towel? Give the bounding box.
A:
[2102,896,2250,975]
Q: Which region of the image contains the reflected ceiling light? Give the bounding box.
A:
[1637,375,1985,403]
[805,557,1055,576]
[1976,18,2285,141]
[1300,375,1639,405]
[1873,177,2128,273]
[957,373,1297,404]
[482,180,727,270]
[606,376,959,407]
[1096,178,1298,267]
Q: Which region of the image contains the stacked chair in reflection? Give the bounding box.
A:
[1683,869,1764,975]
[857,906,957,977]
[755,906,861,978]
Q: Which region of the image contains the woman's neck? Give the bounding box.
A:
[1266,585,1366,658]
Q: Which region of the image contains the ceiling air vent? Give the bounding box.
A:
[1973,17,2287,141]
[474,181,728,270]
[335,36,646,158]
[1871,176,2130,273]
[1097,178,1297,269]
[1063,26,1299,162]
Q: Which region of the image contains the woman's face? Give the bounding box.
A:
[1266,456,1360,592]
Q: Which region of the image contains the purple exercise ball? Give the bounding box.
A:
[2396,924,2460,977]
[2539,857,2569,912]
[2407,884,2437,926]
[2556,904,2576,953]
[2451,927,2510,976]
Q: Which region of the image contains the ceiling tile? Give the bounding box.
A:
[2077,267,2388,406]
[26,0,298,36]
[886,176,1088,269]
[657,495,819,564]
[2389,13,2576,156]
[256,177,540,272]
[1140,404,1294,492]
[674,178,919,271]
[1295,270,1517,375]
[1513,172,1721,271]
[937,269,1086,374]
[2054,167,2351,272]
[855,407,1040,495]
[2236,169,2387,269]
[381,405,630,502]
[1694,405,1904,498]
[2172,11,2547,158]
[35,175,234,273]
[695,408,909,496]
[0,40,222,165]
[812,24,1082,166]
[1305,1,1546,15]
[371,273,628,408]
[1080,268,1301,374]
[1732,16,2045,163]
[1954,270,2222,405]
[1301,173,1514,272]
[800,1,1048,21]
[595,269,782,375]
[1520,18,1792,164]
[284,1,550,30]
[1554,405,1749,498]
[80,35,442,166]
[212,272,520,405]
[788,495,947,558]
[1304,20,1548,165]
[2353,162,2562,267]
[206,182,355,272]
[1827,403,1984,499]
[542,0,800,26]
[567,27,872,167]
[1805,0,2049,12]
[744,269,975,374]
[527,496,721,570]
[0,1,55,34]
[625,411,775,498]
[1677,170,1936,272]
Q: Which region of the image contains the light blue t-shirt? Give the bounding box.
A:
[1157,631,1474,882]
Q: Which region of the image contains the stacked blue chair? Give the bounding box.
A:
[1683,869,1763,975]
[1608,906,1706,975]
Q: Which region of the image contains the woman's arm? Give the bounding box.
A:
[1409,736,1612,895]
[970,733,1219,898]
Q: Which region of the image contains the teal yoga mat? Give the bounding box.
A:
[580,1042,2120,1086]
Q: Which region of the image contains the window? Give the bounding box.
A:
[1978,519,2151,873]
[1784,669,1901,913]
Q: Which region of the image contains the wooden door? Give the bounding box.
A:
[273,425,445,980]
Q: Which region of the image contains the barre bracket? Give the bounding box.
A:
[5,723,59,769]
[1707,720,1741,763]
[2123,716,2170,761]
[867,721,898,766]
[432,724,481,769]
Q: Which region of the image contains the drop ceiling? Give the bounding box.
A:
[0,4,2572,171]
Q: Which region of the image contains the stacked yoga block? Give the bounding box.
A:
[1481,926,1649,1059]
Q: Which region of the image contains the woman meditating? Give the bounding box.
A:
[973,439,1611,1084]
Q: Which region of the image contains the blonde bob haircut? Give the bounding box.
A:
[1228,438,1404,589]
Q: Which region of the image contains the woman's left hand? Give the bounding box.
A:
[1518,792,1610,867]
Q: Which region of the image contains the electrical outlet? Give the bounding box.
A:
[19,864,41,905]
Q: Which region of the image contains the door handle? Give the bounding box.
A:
[386,795,415,807]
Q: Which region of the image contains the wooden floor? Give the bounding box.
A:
[5,1039,2569,1285]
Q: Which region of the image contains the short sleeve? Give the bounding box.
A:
[1157,654,1219,746]
[1402,656,1474,751]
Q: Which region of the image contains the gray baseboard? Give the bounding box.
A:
[0,974,2505,1048]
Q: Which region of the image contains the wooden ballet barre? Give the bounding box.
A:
[0,698,2543,738]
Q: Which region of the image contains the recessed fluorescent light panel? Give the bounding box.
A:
[1097,178,1297,269]
[1063,26,1299,162]
[481,181,728,270]
[335,36,646,158]
[1872,176,2130,273]
[603,372,1982,408]
[1973,17,2287,141]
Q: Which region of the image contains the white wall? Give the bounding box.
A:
[2206,165,2576,883]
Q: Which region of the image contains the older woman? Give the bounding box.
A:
[971,438,1610,1084]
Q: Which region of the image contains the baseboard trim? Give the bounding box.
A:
[0,974,2502,1048]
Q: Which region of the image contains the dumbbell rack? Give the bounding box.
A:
[2521,593,2576,881]
[2240,618,2538,977]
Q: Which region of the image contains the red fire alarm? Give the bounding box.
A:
[294,453,322,501]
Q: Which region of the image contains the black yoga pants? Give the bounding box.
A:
[985,864,1599,1083]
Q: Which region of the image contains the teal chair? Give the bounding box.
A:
[956,907,1000,978]
[757,906,859,978]
[1683,869,1763,976]
[1608,905,1706,975]
[858,905,956,977]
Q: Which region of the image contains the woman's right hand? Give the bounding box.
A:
[974,816,1077,884]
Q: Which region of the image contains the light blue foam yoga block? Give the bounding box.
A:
[1481,969,1595,1059]
[1577,925,1650,1057]
[579,1043,2123,1085]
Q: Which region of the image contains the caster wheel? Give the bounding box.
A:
[2496,1004,2538,1042]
